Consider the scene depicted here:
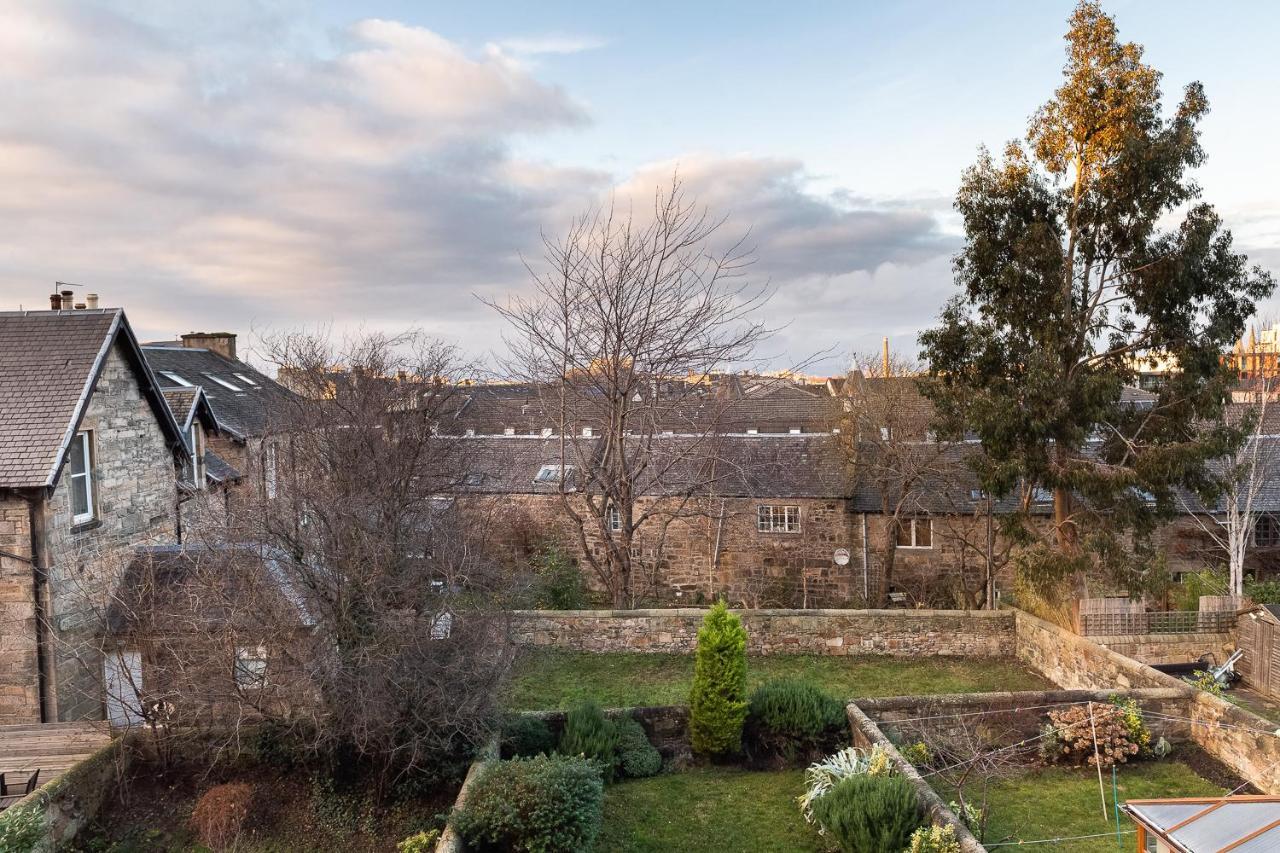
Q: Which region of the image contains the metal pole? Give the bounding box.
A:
[1112,764,1123,849]
[1089,702,1108,820]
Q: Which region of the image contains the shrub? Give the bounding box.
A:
[558,700,619,781]
[249,720,309,769]
[745,678,846,763]
[0,802,42,853]
[689,601,748,756]
[948,799,984,832]
[1037,722,1062,763]
[531,544,586,610]
[190,782,254,851]
[502,714,556,759]
[1153,736,1173,758]
[1246,574,1280,605]
[907,824,962,853]
[1189,669,1225,696]
[808,773,921,852]
[615,716,662,778]
[1045,703,1139,767]
[798,746,891,825]
[451,755,604,853]
[899,741,933,767]
[397,829,440,852]
[1110,696,1152,757]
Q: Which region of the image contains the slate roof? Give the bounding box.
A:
[142,344,296,441]
[454,433,852,498]
[0,309,184,489]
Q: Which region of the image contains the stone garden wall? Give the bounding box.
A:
[1012,608,1280,793]
[1088,632,1235,667]
[511,608,1014,657]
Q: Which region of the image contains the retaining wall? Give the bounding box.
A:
[0,736,129,852]
[1013,608,1280,793]
[511,608,1014,657]
[1088,632,1235,667]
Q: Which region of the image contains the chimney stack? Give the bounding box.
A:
[180,331,237,361]
[60,289,74,310]
[85,293,99,309]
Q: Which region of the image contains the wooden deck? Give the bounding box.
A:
[0,721,112,786]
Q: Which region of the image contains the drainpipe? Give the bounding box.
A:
[27,493,53,723]
[861,512,870,604]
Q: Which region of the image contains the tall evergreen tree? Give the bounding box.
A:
[920,2,1274,597]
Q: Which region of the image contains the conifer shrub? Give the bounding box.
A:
[451,755,604,853]
[190,782,254,851]
[557,699,619,781]
[809,773,922,853]
[745,678,846,763]
[615,716,662,778]
[502,714,556,759]
[688,601,748,757]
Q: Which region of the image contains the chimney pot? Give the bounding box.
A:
[85,293,99,309]
[49,293,61,310]
[74,302,85,310]
[60,289,74,310]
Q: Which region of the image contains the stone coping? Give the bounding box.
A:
[510,607,1011,618]
[436,737,499,853]
[856,686,1190,712]
[846,702,987,853]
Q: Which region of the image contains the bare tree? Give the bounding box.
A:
[837,351,956,606]
[53,331,518,792]
[1178,372,1280,599]
[489,178,772,607]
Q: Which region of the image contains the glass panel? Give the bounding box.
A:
[71,475,89,518]
[916,520,932,547]
[69,433,86,476]
[896,522,912,547]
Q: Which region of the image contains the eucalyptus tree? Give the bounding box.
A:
[920,1,1273,597]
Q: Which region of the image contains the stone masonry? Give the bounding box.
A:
[510,607,1014,656]
[0,496,38,722]
[44,341,179,721]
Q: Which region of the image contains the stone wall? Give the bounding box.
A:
[859,688,1193,747]
[511,607,1014,657]
[474,493,868,608]
[0,496,39,722]
[847,702,987,853]
[1089,632,1235,667]
[45,341,179,721]
[1012,608,1280,793]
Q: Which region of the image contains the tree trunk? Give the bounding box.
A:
[879,518,899,607]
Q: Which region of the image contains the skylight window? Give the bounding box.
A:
[158,371,192,387]
[534,464,572,484]
[232,373,259,387]
[203,374,242,391]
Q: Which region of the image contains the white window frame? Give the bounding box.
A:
[203,374,242,391]
[233,645,268,689]
[757,504,801,534]
[189,422,206,488]
[69,430,96,525]
[608,504,622,532]
[158,370,192,387]
[896,518,934,549]
[264,443,278,500]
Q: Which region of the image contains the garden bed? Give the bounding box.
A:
[74,755,459,852]
[936,756,1233,852]
[595,766,824,853]
[506,649,1054,710]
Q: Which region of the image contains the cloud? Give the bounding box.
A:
[0,3,954,373]
[490,34,608,57]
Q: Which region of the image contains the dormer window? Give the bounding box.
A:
[69,431,95,525]
[746,428,759,435]
[789,428,801,434]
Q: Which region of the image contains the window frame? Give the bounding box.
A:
[233,645,268,689]
[263,442,278,500]
[608,504,622,532]
[757,504,801,534]
[69,430,96,525]
[1256,515,1280,548]
[896,517,934,549]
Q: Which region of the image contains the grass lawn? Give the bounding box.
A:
[949,761,1225,852]
[506,649,1055,710]
[595,767,823,853]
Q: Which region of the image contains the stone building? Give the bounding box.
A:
[0,305,191,722]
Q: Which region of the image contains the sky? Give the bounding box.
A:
[0,0,1277,374]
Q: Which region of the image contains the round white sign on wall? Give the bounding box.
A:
[833,547,851,566]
